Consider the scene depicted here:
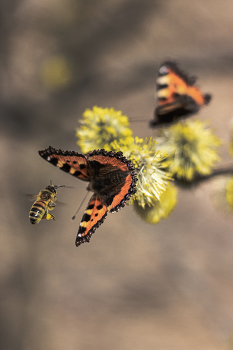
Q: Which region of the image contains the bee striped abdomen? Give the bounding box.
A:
[29,201,47,224]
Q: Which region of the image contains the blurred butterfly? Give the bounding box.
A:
[150,61,211,127]
[39,147,137,247]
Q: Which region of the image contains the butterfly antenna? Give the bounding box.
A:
[72,191,89,220]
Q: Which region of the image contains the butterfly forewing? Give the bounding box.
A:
[157,69,187,106]
[87,153,129,171]
[39,147,90,181]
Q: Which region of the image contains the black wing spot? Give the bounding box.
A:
[50,158,58,166]
[83,213,91,222]
[73,170,82,177]
[61,163,71,172]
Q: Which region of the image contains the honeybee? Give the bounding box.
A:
[29,183,64,225]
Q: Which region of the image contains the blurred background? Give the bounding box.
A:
[1,0,233,349]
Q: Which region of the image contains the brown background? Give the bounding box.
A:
[1,1,233,349]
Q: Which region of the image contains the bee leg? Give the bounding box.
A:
[42,204,56,221]
[48,203,56,210]
[45,213,56,221]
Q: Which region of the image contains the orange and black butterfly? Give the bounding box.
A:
[39,147,137,247]
[150,61,212,127]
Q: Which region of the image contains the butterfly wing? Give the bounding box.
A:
[87,150,137,212]
[150,61,211,127]
[75,194,108,247]
[39,146,90,181]
[75,150,137,247]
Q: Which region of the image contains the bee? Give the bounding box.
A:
[29,183,64,225]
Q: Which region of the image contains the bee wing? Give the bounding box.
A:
[53,200,66,206]
[27,194,39,201]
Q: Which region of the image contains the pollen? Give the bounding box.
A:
[134,183,177,224]
[157,120,221,181]
[76,106,133,153]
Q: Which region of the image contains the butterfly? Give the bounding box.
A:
[38,147,137,247]
[150,60,212,127]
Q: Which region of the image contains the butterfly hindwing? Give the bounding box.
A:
[150,61,212,127]
[39,146,90,181]
[107,172,135,212]
[75,195,108,247]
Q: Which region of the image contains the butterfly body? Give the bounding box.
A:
[39,147,137,246]
[150,61,211,127]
